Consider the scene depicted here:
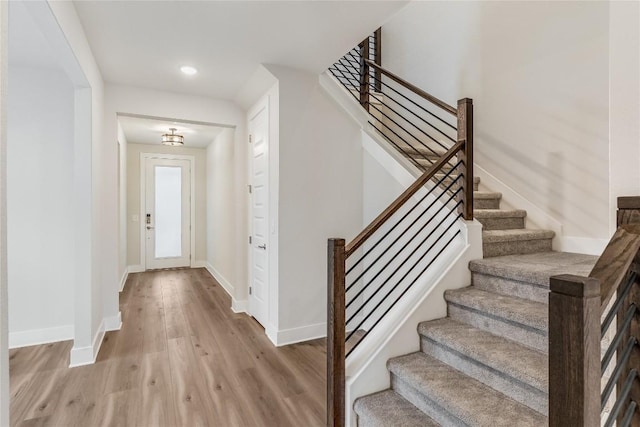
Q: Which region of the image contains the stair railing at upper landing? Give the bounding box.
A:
[326,29,474,427]
[549,197,640,427]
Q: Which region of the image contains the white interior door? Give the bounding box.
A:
[249,104,269,326]
[144,158,191,269]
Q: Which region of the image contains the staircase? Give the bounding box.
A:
[353,177,599,426]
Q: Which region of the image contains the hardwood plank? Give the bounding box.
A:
[10,268,326,427]
[134,352,177,427]
[167,336,217,426]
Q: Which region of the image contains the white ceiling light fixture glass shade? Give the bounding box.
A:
[162,128,184,146]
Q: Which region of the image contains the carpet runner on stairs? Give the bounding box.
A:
[354,176,599,427]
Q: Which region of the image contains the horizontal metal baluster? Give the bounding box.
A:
[346,179,461,298]
[620,400,638,427]
[604,369,638,427]
[601,303,637,374]
[366,120,436,171]
[365,82,456,143]
[347,228,462,356]
[366,95,451,153]
[601,338,638,408]
[346,210,462,342]
[373,75,456,130]
[346,163,461,276]
[602,272,637,338]
[345,187,462,307]
[337,51,456,132]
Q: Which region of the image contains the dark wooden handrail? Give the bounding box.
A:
[345,140,464,257]
[363,58,457,116]
[589,224,640,312]
[549,197,640,427]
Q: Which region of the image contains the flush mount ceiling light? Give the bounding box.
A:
[180,65,198,76]
[162,128,184,146]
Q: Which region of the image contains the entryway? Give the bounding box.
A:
[141,155,193,270]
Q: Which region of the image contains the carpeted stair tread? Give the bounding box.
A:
[354,390,440,427]
[474,209,526,218]
[444,287,547,331]
[474,191,502,200]
[387,352,547,426]
[469,251,597,287]
[418,318,548,392]
[482,229,555,243]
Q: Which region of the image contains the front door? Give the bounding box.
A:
[144,158,191,269]
[249,103,269,326]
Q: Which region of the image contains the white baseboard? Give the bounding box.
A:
[232,298,248,314]
[205,262,235,297]
[127,265,144,274]
[269,322,326,347]
[119,268,129,292]
[192,260,207,268]
[9,324,74,349]
[556,236,608,256]
[70,317,105,368]
[104,312,122,332]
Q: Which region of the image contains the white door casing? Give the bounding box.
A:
[140,154,194,270]
[248,102,269,326]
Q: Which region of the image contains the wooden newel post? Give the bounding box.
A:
[456,98,473,220]
[359,39,370,112]
[327,238,346,427]
[549,274,601,427]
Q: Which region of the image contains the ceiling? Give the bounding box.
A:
[118,115,225,148]
[73,1,407,100]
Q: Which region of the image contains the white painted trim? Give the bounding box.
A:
[9,325,74,349]
[104,312,122,332]
[118,268,129,292]
[139,153,196,271]
[556,236,608,256]
[269,322,326,347]
[232,298,248,314]
[128,264,144,273]
[266,324,278,345]
[70,318,105,368]
[247,95,270,325]
[205,262,234,297]
[192,260,207,268]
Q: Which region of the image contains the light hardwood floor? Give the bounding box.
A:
[9,268,326,427]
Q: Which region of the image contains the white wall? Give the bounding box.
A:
[45,0,108,365]
[206,128,237,295]
[262,65,363,344]
[126,143,208,268]
[7,66,75,346]
[105,84,247,307]
[608,0,640,233]
[383,1,610,244]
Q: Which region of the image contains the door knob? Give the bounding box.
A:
[146,226,155,230]
[258,244,267,250]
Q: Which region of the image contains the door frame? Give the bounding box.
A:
[139,152,196,270]
[247,96,270,325]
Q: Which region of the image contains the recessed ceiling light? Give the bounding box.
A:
[180,66,198,76]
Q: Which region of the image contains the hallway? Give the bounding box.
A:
[9,269,326,426]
